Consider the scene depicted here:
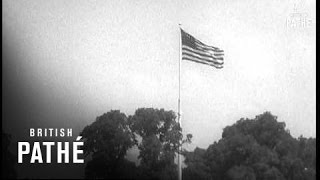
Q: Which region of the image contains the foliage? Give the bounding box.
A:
[80,110,315,179]
[183,112,316,180]
[182,147,211,180]
[129,108,192,179]
[80,108,192,179]
[80,110,135,179]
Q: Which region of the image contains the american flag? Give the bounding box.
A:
[181,29,224,69]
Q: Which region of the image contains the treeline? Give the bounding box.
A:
[183,112,316,180]
[2,109,316,180]
[81,109,315,180]
[80,108,191,179]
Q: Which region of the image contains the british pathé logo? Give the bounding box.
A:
[286,1,312,29]
[18,128,84,164]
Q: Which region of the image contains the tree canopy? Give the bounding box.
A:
[80,108,191,179]
[80,110,136,179]
[129,108,192,179]
[80,110,315,179]
[182,112,316,180]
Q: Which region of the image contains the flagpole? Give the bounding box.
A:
[178,23,182,180]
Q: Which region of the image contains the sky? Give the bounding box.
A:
[2,0,316,178]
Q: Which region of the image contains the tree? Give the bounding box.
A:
[80,110,136,179]
[182,112,316,180]
[79,108,192,179]
[226,165,256,180]
[129,108,192,179]
[182,147,212,180]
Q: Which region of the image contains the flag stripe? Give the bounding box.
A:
[182,50,224,65]
[182,45,224,61]
[194,40,223,52]
[181,29,224,68]
[214,53,224,56]
[182,45,224,59]
[182,55,223,67]
[183,57,223,69]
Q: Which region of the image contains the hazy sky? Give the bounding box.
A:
[3,0,316,154]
